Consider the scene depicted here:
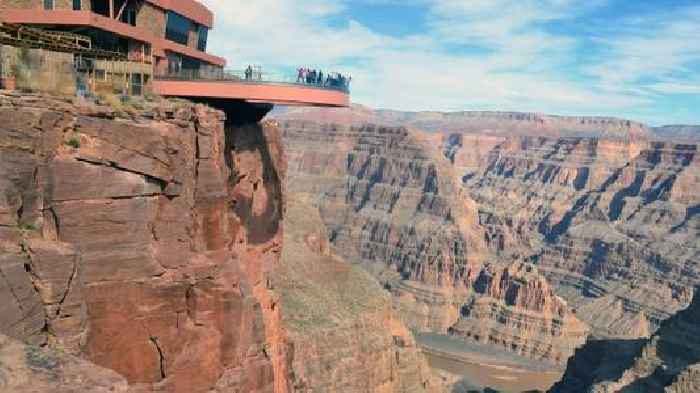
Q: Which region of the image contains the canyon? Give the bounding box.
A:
[0,93,697,393]
[275,105,700,391]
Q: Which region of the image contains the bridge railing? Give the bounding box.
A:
[156,68,350,93]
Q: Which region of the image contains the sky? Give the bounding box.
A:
[199,0,700,126]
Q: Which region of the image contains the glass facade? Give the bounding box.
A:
[197,26,208,52]
[165,11,191,46]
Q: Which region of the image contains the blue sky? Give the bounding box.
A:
[201,0,700,126]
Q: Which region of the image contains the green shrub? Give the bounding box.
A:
[20,223,36,231]
[66,138,80,149]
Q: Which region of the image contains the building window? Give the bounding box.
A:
[121,8,137,26]
[73,0,81,10]
[197,26,208,52]
[165,11,191,46]
[167,53,182,76]
[44,0,54,10]
[91,0,109,16]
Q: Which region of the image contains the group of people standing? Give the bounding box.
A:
[244,65,258,80]
[296,67,351,89]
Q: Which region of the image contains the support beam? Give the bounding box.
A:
[109,0,114,18]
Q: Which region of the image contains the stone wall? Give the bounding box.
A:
[136,2,166,37]
[0,45,76,95]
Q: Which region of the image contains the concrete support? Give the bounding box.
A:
[199,98,274,126]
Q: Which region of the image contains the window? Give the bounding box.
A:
[120,5,137,26]
[44,0,54,10]
[165,11,191,46]
[167,53,182,76]
[197,26,208,52]
[73,0,81,10]
[90,0,109,16]
[131,73,143,96]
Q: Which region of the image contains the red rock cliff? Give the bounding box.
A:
[0,93,289,392]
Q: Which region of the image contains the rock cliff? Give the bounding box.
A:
[280,120,588,365]
[465,136,699,337]
[450,262,588,364]
[0,92,289,392]
[274,105,654,140]
[551,288,700,393]
[653,125,700,142]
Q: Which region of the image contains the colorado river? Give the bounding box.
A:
[415,333,564,392]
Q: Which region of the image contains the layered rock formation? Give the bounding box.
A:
[281,120,588,366]
[653,125,700,142]
[551,288,700,393]
[274,105,654,140]
[282,120,486,333]
[277,106,699,382]
[450,263,588,364]
[0,93,289,392]
[465,136,699,336]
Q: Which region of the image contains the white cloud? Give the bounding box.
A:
[584,6,700,94]
[198,0,699,125]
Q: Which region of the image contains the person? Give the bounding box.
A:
[297,67,304,83]
[245,65,252,80]
[317,70,323,85]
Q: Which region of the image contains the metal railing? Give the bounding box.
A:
[156,68,351,93]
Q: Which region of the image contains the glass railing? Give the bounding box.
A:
[156,68,351,93]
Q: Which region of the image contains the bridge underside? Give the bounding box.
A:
[192,98,274,126]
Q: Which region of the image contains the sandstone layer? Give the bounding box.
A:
[0,93,289,392]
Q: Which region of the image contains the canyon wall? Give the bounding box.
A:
[653,125,700,142]
[276,106,699,379]
[0,92,289,392]
[551,288,700,393]
[464,136,699,337]
[274,105,654,139]
[281,119,588,366]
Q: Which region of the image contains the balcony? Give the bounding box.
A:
[153,69,351,108]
